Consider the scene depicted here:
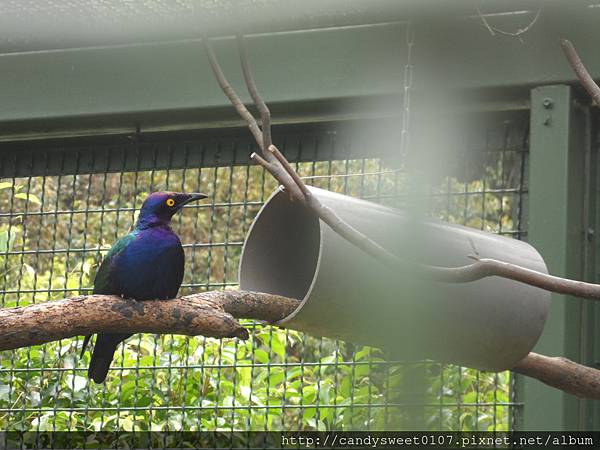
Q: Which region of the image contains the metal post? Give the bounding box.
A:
[525,85,589,430]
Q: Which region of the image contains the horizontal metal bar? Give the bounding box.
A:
[1,4,596,141]
[0,24,410,137]
[360,191,527,202]
[0,0,556,56]
[0,202,264,218]
[0,402,522,414]
[0,231,527,260]
[0,231,527,259]
[0,242,244,257]
[0,360,441,373]
[0,190,527,220]
[0,282,238,295]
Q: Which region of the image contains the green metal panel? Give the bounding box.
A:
[526,85,591,430]
[418,4,600,90]
[590,111,600,429]
[4,4,600,140]
[0,0,558,54]
[0,24,406,139]
[577,97,597,430]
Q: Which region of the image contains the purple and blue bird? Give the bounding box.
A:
[80,191,208,383]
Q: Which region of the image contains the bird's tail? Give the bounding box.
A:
[88,333,131,383]
[80,335,92,359]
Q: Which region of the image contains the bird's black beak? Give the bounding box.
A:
[178,193,209,208]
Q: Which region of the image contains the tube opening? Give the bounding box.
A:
[239,190,321,306]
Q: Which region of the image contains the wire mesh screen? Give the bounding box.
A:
[0,115,528,434]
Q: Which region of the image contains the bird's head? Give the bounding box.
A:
[137,192,208,228]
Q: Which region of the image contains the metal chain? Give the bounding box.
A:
[400,20,415,158]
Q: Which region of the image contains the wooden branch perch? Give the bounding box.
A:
[513,353,600,400]
[0,290,300,351]
[1,289,599,399]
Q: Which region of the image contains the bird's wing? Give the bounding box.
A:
[81,231,139,359]
[93,231,138,294]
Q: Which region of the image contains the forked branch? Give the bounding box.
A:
[204,36,414,268]
[204,34,600,303]
[203,36,302,200]
[237,34,272,151]
[203,34,600,399]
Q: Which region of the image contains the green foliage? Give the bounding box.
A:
[0,149,521,431]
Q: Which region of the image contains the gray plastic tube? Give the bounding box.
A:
[239,187,550,371]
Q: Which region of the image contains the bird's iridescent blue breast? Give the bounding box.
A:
[93,225,184,300]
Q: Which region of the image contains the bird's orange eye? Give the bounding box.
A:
[166,198,175,207]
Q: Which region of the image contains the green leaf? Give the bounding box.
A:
[463,391,478,404]
[303,407,316,421]
[0,229,17,253]
[23,263,36,278]
[270,332,286,360]
[254,349,269,364]
[14,192,41,205]
[268,369,285,388]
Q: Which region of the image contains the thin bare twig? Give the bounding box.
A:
[268,145,311,198]
[203,39,264,148]
[252,148,404,266]
[209,33,600,303]
[476,6,496,36]
[476,8,542,42]
[560,39,600,106]
[204,36,303,200]
[430,257,600,299]
[237,34,272,151]
[231,36,409,267]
